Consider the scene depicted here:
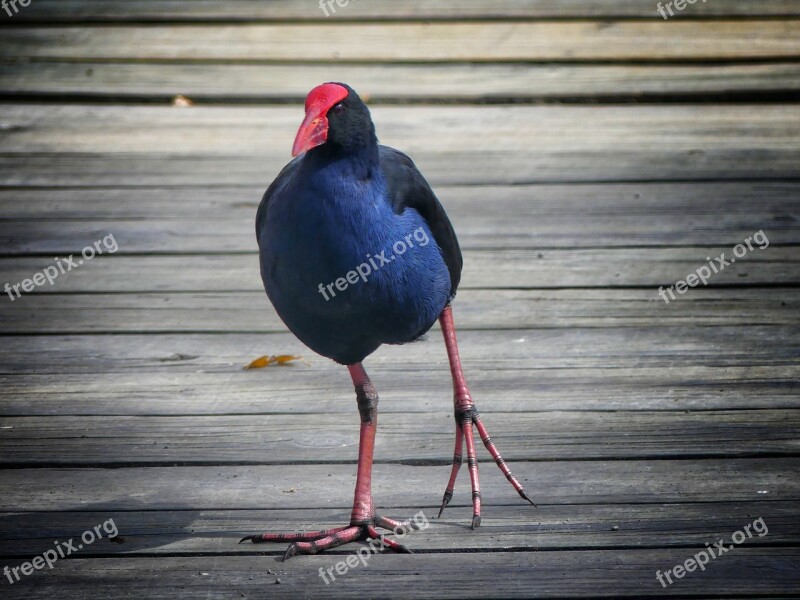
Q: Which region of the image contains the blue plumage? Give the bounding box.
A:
[258,145,452,365]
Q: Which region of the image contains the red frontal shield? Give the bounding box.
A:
[292,83,349,156]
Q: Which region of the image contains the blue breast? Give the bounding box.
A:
[258,153,452,364]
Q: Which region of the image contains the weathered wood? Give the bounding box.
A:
[0,216,790,253]
[1,2,799,598]
[2,247,796,292]
[1,327,797,375]
[2,104,798,185]
[3,62,799,101]
[1,410,797,465]
[10,0,800,21]
[1,182,798,220]
[1,502,795,555]
[1,182,796,252]
[3,367,798,416]
[6,150,800,186]
[3,104,800,157]
[2,22,799,62]
[0,459,796,510]
[0,150,795,188]
[3,289,799,335]
[3,549,798,599]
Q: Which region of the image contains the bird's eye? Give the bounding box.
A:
[332,103,346,115]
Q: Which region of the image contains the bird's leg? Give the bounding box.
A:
[437,304,536,528]
[348,362,379,525]
[239,363,419,559]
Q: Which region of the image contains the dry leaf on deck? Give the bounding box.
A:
[171,95,195,107]
[244,355,304,369]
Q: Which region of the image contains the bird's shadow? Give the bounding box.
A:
[0,501,462,563]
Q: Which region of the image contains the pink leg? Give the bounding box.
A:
[437,304,536,527]
[437,423,464,517]
[239,362,417,559]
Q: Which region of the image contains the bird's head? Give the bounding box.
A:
[292,83,376,157]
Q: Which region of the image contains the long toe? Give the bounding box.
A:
[473,413,538,508]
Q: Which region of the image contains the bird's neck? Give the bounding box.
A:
[308,138,380,181]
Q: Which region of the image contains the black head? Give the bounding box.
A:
[292,82,376,157]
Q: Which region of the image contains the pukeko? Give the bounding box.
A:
[241,83,534,560]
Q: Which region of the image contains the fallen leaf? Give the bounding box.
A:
[273,354,304,365]
[171,94,194,107]
[244,355,304,369]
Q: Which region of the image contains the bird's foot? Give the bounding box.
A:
[239,514,421,561]
[438,405,536,528]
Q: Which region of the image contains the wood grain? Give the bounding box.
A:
[10,0,800,21]
[3,367,798,416]
[3,104,797,156]
[2,502,796,555]
[2,409,798,465]
[2,3,799,597]
[2,182,796,220]
[2,247,797,292]
[2,104,798,185]
[1,327,797,375]
[3,62,799,101]
[2,549,798,599]
[1,182,797,252]
[3,22,799,62]
[3,289,798,334]
[1,459,796,510]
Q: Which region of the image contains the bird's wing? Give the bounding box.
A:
[255,157,301,239]
[379,145,463,298]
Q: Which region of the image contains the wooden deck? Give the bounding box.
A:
[1,2,799,598]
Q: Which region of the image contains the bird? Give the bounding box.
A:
[240,82,535,560]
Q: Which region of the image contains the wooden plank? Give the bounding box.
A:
[2,247,797,292]
[4,104,797,157]
[3,62,800,100]
[1,327,797,375]
[0,214,789,254]
[2,549,798,599]
[0,217,789,254]
[0,459,795,510]
[6,150,800,185]
[2,22,799,62]
[3,182,797,220]
[3,289,799,335]
[1,410,797,465]
[2,183,796,252]
[3,367,798,416]
[2,105,798,185]
[1,181,798,220]
[2,502,796,555]
[11,0,800,21]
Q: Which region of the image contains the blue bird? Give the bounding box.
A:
[241,83,535,560]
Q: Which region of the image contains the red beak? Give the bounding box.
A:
[292,111,329,157]
[291,83,350,157]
